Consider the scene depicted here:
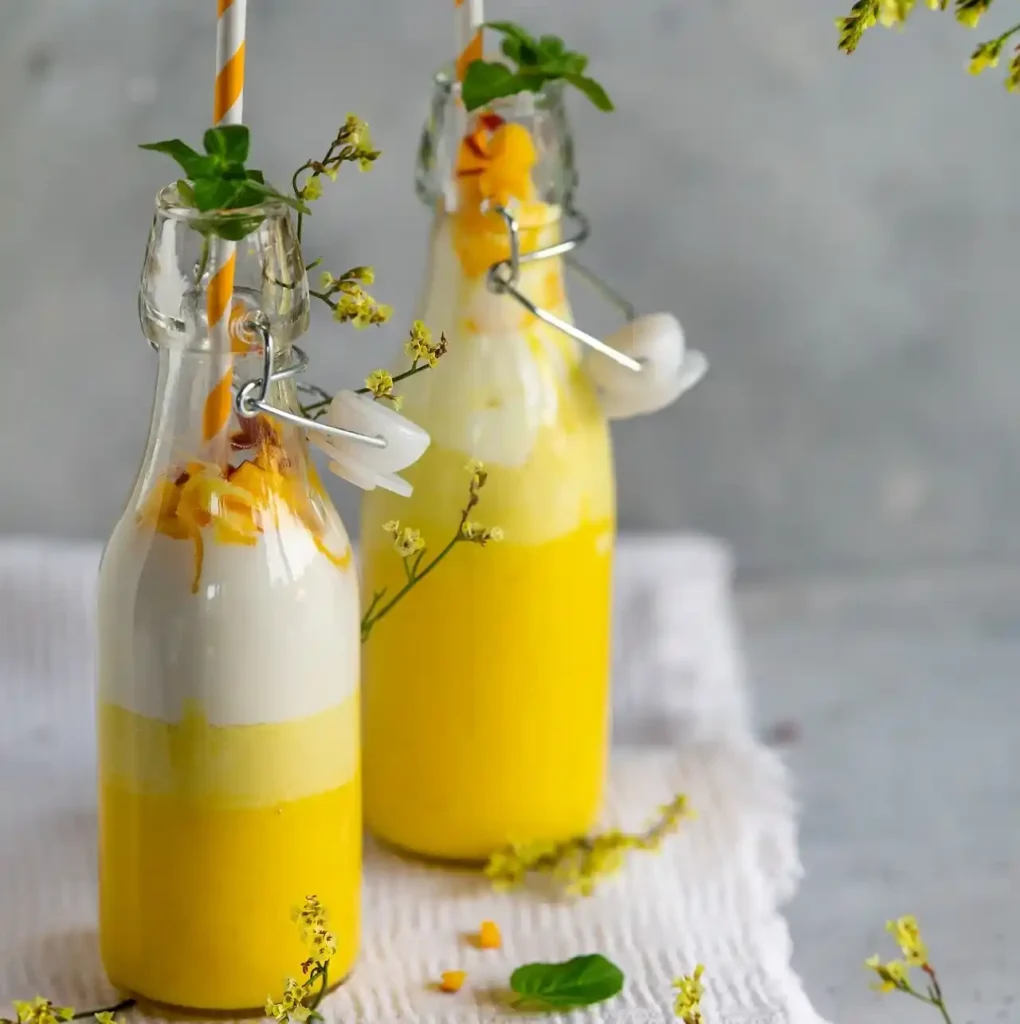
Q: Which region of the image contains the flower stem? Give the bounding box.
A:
[355,362,430,395]
[360,534,463,641]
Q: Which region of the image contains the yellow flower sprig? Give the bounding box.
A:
[1,998,134,1024]
[360,460,500,642]
[264,896,338,1024]
[290,115,379,244]
[672,964,706,1023]
[485,794,693,897]
[312,266,392,329]
[838,0,1020,94]
[865,914,954,1023]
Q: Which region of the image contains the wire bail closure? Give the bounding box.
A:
[234,313,387,449]
[485,204,643,373]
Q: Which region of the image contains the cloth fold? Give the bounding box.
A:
[0,538,827,1024]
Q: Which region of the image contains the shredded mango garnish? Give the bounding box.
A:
[452,116,550,277]
[137,416,349,591]
[477,920,502,950]
[438,971,467,993]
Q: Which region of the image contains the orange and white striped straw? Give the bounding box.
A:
[455,0,483,84]
[202,0,248,459]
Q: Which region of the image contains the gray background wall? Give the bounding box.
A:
[2,0,1018,582]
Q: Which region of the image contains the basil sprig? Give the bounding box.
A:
[140,125,308,241]
[462,22,614,113]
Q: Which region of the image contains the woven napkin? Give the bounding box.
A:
[0,538,827,1024]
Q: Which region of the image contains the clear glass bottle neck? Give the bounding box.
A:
[415,71,578,213]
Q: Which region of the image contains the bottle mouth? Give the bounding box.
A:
[155,181,292,225]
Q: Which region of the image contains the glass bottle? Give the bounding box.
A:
[96,187,360,1012]
[360,73,615,861]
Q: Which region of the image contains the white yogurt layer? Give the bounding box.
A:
[98,513,360,727]
[408,214,579,469]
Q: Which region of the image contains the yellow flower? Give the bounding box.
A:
[465,458,485,475]
[487,526,504,542]
[319,270,335,290]
[382,520,401,535]
[12,1000,74,1024]
[94,1015,115,1024]
[955,0,991,28]
[394,527,425,557]
[865,954,910,993]
[969,38,1002,74]
[1007,50,1020,92]
[365,369,394,401]
[886,914,928,966]
[672,964,705,1023]
[300,176,323,202]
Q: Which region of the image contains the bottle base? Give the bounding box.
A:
[106,967,355,1020]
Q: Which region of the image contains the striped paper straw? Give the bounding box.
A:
[455,0,483,83]
[202,0,248,458]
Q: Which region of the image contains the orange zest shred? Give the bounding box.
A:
[438,970,467,994]
[136,415,349,591]
[477,920,502,950]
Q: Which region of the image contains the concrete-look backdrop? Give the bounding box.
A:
[2,0,1019,582]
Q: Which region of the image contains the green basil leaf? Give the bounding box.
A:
[203,124,250,163]
[239,178,311,214]
[510,954,624,1011]
[538,34,566,58]
[461,61,526,111]
[208,213,265,241]
[562,73,614,111]
[138,139,207,178]
[176,179,196,206]
[482,20,537,46]
[246,168,266,183]
[192,176,247,212]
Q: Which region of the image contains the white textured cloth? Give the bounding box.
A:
[0,538,826,1024]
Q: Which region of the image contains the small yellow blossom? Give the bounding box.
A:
[12,1000,74,1024]
[365,369,394,401]
[332,285,391,328]
[404,320,447,368]
[864,954,910,993]
[394,527,425,558]
[266,978,313,1023]
[969,38,1002,74]
[93,1014,115,1024]
[955,0,991,29]
[438,970,467,993]
[465,458,485,475]
[1007,49,1020,92]
[673,964,705,1023]
[382,520,401,535]
[886,914,928,966]
[300,176,323,202]
[461,521,504,546]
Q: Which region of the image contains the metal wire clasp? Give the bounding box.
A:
[234,313,387,449]
[485,204,642,373]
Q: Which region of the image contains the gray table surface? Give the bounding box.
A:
[739,568,1020,1024]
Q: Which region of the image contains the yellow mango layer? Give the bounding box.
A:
[361,513,613,862]
[98,701,360,1012]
